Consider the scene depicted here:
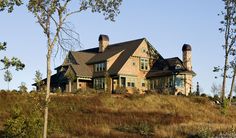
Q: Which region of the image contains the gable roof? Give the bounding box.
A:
[87,38,145,64]
[85,38,146,76]
[166,57,184,70]
[146,57,196,78]
[69,51,95,77]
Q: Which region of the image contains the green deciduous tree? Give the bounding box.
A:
[0,1,25,71]
[18,82,27,92]
[34,70,43,91]
[0,0,22,13]
[3,106,43,138]
[4,70,12,90]
[27,0,122,137]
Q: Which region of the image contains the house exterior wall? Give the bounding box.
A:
[183,50,192,71]
[118,40,151,93]
[107,51,123,70]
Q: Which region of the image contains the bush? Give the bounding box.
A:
[221,99,229,115]
[0,89,6,93]
[54,88,62,94]
[200,93,207,97]
[3,106,43,138]
[177,92,186,96]
[189,127,213,138]
[11,89,18,93]
[114,87,127,94]
[116,122,154,136]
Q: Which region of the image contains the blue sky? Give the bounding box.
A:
[0,1,227,94]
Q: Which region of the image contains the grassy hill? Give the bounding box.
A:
[0,92,236,138]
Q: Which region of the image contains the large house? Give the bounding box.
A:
[34,34,196,95]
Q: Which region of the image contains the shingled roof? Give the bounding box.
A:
[68,51,95,77]
[87,38,145,64]
[146,57,196,78]
[85,38,145,76]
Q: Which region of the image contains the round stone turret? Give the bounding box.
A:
[182,44,192,51]
[182,44,192,71]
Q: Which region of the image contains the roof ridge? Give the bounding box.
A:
[108,37,145,47]
[77,38,146,53]
[165,57,180,60]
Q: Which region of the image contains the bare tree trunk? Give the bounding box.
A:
[43,45,52,138]
[229,68,236,103]
[221,2,230,103]
[222,53,228,102]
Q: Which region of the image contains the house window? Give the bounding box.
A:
[142,48,146,53]
[94,62,106,72]
[150,80,155,90]
[131,82,135,87]
[126,78,136,88]
[141,79,146,87]
[127,82,131,87]
[132,61,136,66]
[94,78,105,89]
[175,76,184,88]
[157,78,164,88]
[175,64,182,70]
[140,58,149,70]
[167,77,173,88]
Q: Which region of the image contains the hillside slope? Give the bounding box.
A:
[0,92,236,138]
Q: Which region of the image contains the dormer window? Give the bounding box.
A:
[94,62,106,72]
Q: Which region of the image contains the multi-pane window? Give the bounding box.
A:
[127,78,136,88]
[140,58,149,70]
[94,78,105,89]
[175,76,184,87]
[167,77,173,88]
[94,62,106,72]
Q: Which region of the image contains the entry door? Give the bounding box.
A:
[121,77,126,87]
[112,79,118,94]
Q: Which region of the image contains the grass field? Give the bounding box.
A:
[0,92,236,138]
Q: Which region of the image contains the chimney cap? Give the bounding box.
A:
[98,34,109,41]
[182,44,192,51]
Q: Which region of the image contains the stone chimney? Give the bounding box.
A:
[98,34,109,52]
[182,44,192,71]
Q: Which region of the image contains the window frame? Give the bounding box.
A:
[94,62,106,72]
[140,58,149,71]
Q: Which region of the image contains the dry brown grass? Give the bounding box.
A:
[0,92,236,137]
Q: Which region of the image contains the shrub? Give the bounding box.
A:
[200,93,207,97]
[116,122,154,136]
[191,97,209,104]
[0,89,6,93]
[189,127,213,138]
[18,82,28,93]
[11,89,18,93]
[177,92,186,96]
[114,87,127,94]
[221,99,229,115]
[3,106,43,138]
[54,88,62,94]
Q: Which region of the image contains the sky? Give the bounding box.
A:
[0,1,227,95]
